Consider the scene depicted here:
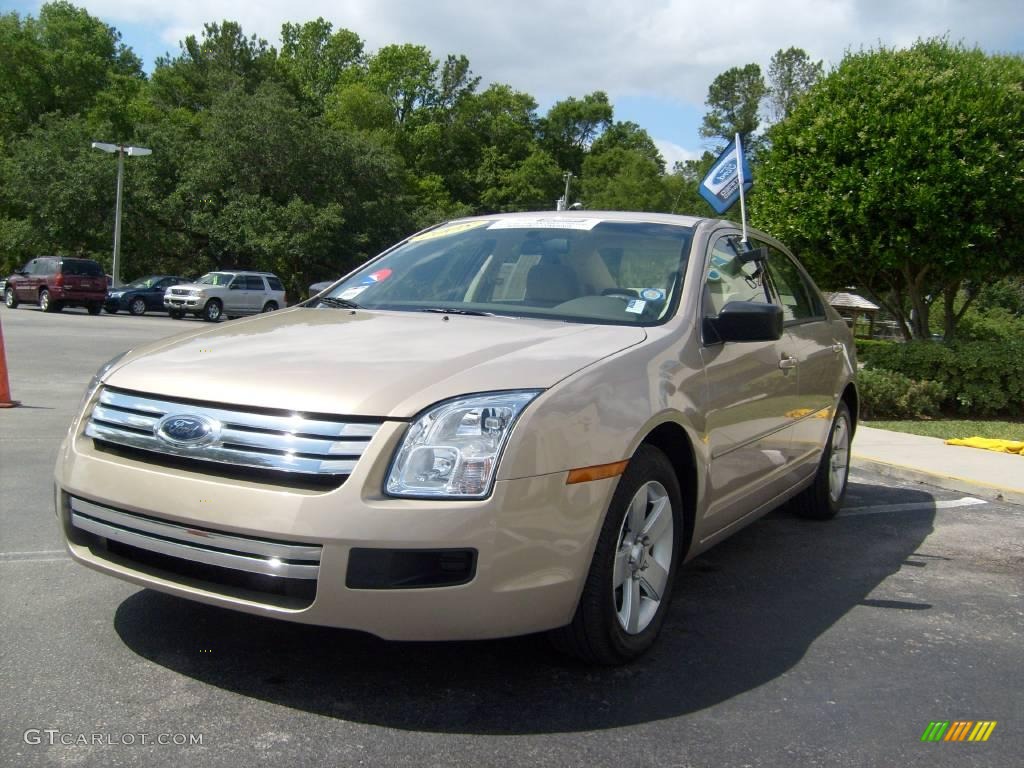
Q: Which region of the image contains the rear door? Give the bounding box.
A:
[62,260,105,298]
[759,242,842,468]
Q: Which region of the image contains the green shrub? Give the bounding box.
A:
[864,339,1024,416]
[858,368,947,419]
[854,338,898,366]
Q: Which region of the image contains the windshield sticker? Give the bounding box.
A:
[640,288,665,302]
[359,268,392,285]
[339,286,369,300]
[408,221,491,242]
[625,299,646,314]
[487,217,602,231]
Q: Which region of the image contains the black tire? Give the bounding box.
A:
[87,303,102,315]
[549,444,684,665]
[202,299,222,322]
[791,401,852,520]
[39,289,57,312]
[104,306,118,314]
[4,287,18,309]
[261,301,278,313]
[168,310,184,319]
[128,296,146,316]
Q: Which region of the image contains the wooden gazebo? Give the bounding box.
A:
[825,292,880,338]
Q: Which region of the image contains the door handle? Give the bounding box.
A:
[779,355,798,370]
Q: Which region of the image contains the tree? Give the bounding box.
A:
[279,19,364,105]
[580,148,669,212]
[699,64,765,144]
[766,47,823,122]
[755,39,1024,340]
[540,91,613,176]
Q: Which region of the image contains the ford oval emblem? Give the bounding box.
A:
[713,158,738,185]
[155,414,221,447]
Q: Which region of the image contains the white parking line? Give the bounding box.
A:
[0,549,70,563]
[841,497,988,517]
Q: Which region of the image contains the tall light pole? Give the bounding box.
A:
[91,142,152,287]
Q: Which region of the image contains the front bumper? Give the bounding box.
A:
[164,296,203,311]
[55,418,615,641]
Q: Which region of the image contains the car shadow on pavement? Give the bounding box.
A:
[113,480,938,735]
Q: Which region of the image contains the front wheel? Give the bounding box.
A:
[4,287,18,308]
[549,444,683,665]
[791,401,852,520]
[202,299,222,322]
[128,296,147,316]
[87,303,102,315]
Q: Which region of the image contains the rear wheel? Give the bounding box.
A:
[4,287,18,308]
[39,289,57,312]
[104,306,118,314]
[202,299,222,322]
[791,401,852,520]
[549,444,683,665]
[261,301,278,313]
[128,296,146,316]
[87,303,102,315]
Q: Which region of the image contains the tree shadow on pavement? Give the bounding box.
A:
[114,480,938,735]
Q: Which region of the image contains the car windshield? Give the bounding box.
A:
[124,276,160,289]
[318,218,693,325]
[197,272,233,286]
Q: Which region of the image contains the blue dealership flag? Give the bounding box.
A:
[699,135,753,215]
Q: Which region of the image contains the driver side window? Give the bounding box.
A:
[702,235,769,317]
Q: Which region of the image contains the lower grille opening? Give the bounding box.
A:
[89,535,318,609]
[346,548,477,589]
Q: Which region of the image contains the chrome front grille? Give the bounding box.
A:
[70,496,321,580]
[85,387,381,479]
[169,288,191,296]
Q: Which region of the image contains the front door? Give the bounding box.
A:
[698,233,801,534]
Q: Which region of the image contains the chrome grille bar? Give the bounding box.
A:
[70,497,321,580]
[85,387,381,477]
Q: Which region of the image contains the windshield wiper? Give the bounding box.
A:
[420,307,494,317]
[317,296,361,309]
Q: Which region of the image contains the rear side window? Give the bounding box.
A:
[62,260,104,277]
[761,245,823,321]
[266,276,283,291]
[241,276,263,290]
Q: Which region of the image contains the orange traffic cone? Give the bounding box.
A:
[0,314,19,408]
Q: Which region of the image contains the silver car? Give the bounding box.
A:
[57,212,856,664]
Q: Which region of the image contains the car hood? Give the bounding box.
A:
[103,308,647,417]
[165,283,207,291]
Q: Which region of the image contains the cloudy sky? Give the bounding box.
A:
[6,0,1023,166]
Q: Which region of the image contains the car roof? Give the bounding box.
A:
[446,210,707,228]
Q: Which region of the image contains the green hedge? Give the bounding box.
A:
[854,338,898,364]
[863,339,1024,416]
[858,369,946,419]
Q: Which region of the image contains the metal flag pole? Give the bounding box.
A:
[736,132,748,243]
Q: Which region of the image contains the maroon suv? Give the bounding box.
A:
[4,257,107,314]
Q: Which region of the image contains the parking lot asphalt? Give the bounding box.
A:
[1,306,1021,768]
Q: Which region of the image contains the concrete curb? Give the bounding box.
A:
[852,455,1024,507]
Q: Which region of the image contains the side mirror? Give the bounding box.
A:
[229,283,240,290]
[704,301,783,343]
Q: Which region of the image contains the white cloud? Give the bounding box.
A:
[39,0,1024,150]
[654,138,700,170]
[68,0,1023,99]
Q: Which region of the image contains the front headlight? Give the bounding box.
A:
[385,391,541,499]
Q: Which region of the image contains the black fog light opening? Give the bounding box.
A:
[346,548,477,589]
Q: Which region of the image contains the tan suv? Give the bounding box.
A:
[56,212,857,664]
[163,270,286,321]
